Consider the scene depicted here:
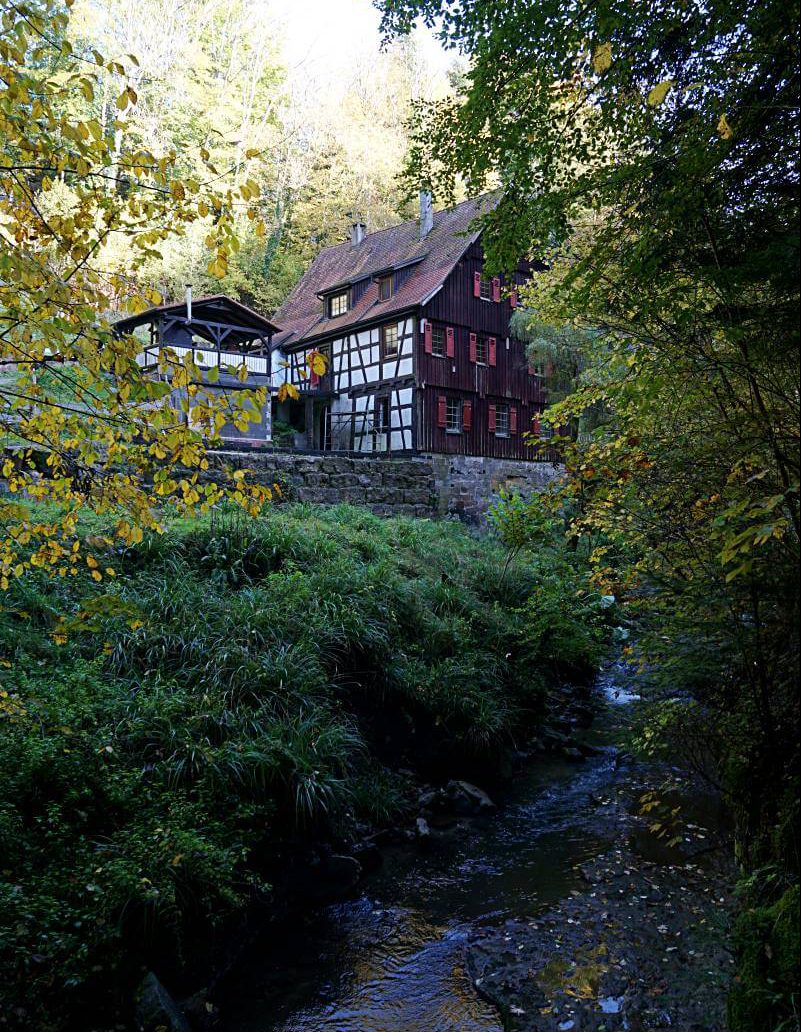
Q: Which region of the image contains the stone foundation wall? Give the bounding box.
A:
[211,450,561,522]
[426,453,561,522]
[212,451,438,518]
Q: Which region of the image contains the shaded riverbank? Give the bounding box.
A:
[215,660,735,1031]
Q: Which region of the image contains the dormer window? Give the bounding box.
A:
[328,291,349,318]
[378,275,393,301]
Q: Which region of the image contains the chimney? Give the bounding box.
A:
[185,283,193,322]
[350,219,366,246]
[419,189,433,239]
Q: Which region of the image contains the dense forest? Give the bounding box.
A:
[18,0,454,313]
[1,0,799,1030]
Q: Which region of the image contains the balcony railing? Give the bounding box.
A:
[136,345,270,377]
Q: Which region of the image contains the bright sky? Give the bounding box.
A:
[270,0,453,90]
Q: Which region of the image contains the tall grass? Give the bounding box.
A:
[0,503,605,1029]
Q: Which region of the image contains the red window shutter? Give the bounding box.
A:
[510,406,518,434]
[437,394,447,428]
[424,320,433,353]
[510,288,518,308]
[492,276,501,303]
[488,402,496,432]
[532,412,541,435]
[473,271,481,298]
[488,337,497,367]
[446,326,455,358]
[462,399,472,430]
[469,332,477,363]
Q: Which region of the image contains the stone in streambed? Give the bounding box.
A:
[418,780,496,818]
[445,780,497,814]
[135,972,191,1032]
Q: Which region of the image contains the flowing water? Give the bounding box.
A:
[220,667,637,1032]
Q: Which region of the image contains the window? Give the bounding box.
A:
[475,335,489,364]
[381,323,399,358]
[446,397,462,433]
[328,291,348,317]
[378,276,393,301]
[495,403,510,437]
[431,325,446,357]
[479,277,493,301]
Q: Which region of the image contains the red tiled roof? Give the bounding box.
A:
[272,194,497,350]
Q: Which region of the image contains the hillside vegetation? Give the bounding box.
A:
[0,504,605,1030]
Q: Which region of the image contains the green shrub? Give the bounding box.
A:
[728,883,800,1031]
[0,503,605,1029]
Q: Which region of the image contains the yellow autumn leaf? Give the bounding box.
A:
[647,80,673,107]
[592,42,612,74]
[717,113,734,139]
[309,351,328,375]
[277,383,299,402]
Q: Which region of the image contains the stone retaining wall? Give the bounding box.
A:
[427,454,561,522]
[211,450,561,522]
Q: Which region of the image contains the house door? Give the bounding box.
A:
[374,396,390,452]
[318,404,332,451]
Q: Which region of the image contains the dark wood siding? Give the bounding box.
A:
[419,241,543,403]
[417,240,549,458]
[417,386,551,460]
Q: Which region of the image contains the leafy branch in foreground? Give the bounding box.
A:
[0,0,286,585]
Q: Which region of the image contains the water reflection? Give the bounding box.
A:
[221,742,624,1032]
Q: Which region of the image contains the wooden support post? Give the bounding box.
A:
[305,396,314,449]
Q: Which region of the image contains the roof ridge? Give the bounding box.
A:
[307,192,493,260]
[272,192,499,348]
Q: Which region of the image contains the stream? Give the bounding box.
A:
[219,664,647,1032]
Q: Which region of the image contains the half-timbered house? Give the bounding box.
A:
[271,193,547,459]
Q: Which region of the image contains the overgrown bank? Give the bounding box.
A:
[0,504,605,1031]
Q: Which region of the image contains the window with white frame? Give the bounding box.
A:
[475,335,489,364]
[446,397,462,433]
[328,291,349,317]
[431,325,446,357]
[495,403,510,436]
[478,276,493,300]
[378,276,393,301]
